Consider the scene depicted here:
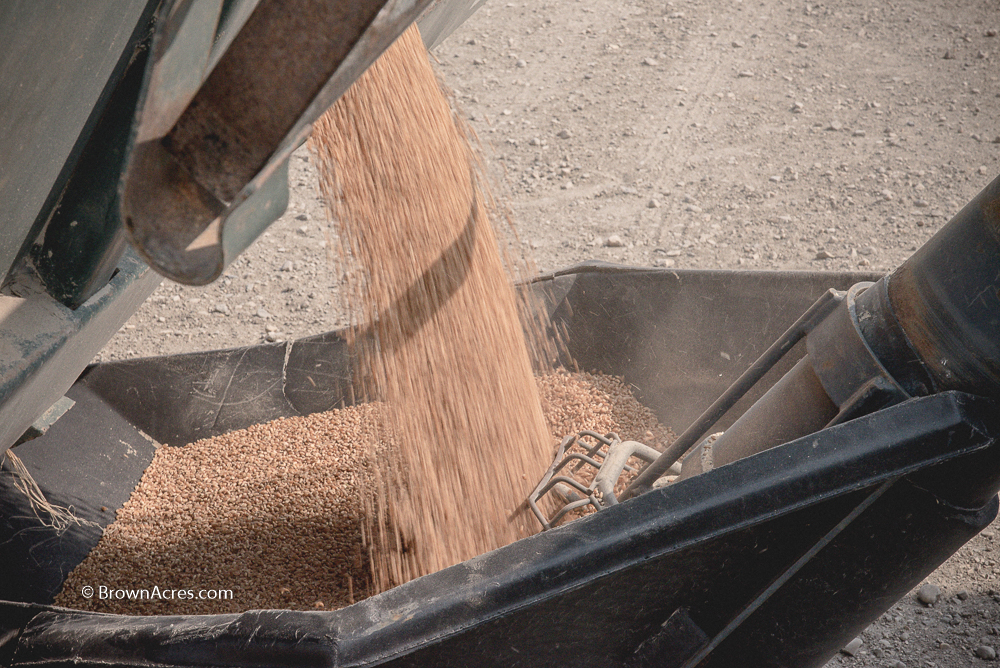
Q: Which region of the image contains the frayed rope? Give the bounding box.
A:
[2,449,102,534]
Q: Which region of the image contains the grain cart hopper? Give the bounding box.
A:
[1,1,999,667]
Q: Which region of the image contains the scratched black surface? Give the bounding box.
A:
[78,330,353,447]
[543,266,880,433]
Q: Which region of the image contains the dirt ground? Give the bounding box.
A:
[99,0,999,664]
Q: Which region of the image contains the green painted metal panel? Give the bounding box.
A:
[0,1,156,282]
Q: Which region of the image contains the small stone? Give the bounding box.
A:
[979,166,990,175]
[890,661,905,668]
[958,590,970,601]
[815,250,834,260]
[529,137,542,146]
[881,189,895,200]
[737,70,754,78]
[296,225,309,235]
[557,129,572,139]
[993,136,1000,144]
[796,41,809,48]
[853,129,866,137]
[684,204,702,213]
[648,198,661,208]
[605,234,625,247]
[654,258,675,267]
[943,49,955,59]
[917,583,941,605]
[988,29,998,37]
[859,246,875,256]
[841,638,863,657]
[827,120,843,131]
[769,175,782,183]
[100,506,108,512]
[313,601,325,609]
[473,58,485,66]
[791,101,804,113]
[280,260,294,272]
[977,645,997,660]
[265,331,282,343]
[914,199,930,207]
[732,40,744,48]
[295,213,309,221]
[212,303,230,315]
[255,308,271,319]
[560,181,574,189]
[642,57,657,66]
[501,108,512,115]
[516,59,527,68]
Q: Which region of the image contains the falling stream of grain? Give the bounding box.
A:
[310,24,554,591]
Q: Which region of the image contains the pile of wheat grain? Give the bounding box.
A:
[56,403,386,615]
[538,370,673,449]
[54,371,671,616]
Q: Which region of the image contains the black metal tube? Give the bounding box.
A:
[853,277,936,397]
[886,173,1000,400]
